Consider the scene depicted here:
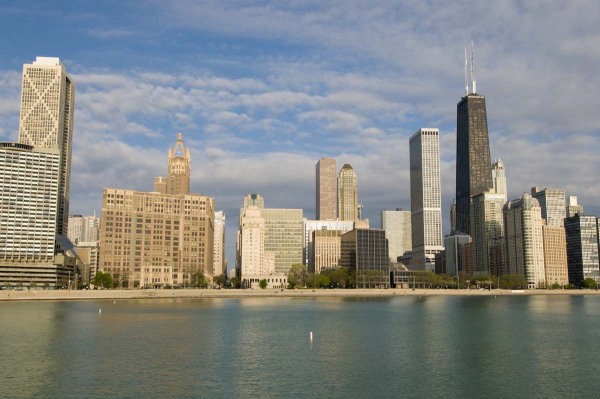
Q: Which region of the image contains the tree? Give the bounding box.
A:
[499,274,528,289]
[288,264,308,288]
[315,274,330,288]
[581,278,597,289]
[213,274,227,288]
[229,277,240,289]
[91,271,113,289]
[191,270,208,288]
[259,279,268,289]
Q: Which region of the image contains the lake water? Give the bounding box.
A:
[1,295,600,398]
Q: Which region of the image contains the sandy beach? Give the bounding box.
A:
[1,287,599,301]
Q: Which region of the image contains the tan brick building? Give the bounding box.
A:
[99,134,214,288]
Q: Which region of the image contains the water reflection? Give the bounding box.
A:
[1,296,600,398]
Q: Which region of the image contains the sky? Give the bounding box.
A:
[1,0,599,269]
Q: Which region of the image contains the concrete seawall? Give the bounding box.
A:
[2,288,599,302]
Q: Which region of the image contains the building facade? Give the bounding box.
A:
[99,189,214,288]
[455,91,493,235]
[566,196,584,218]
[470,192,505,275]
[444,233,472,277]
[340,229,389,288]
[564,214,600,285]
[68,214,100,244]
[381,209,412,263]
[262,208,304,275]
[531,187,566,227]
[213,210,226,277]
[409,128,443,271]
[303,219,355,270]
[316,157,337,220]
[542,225,569,287]
[0,143,74,288]
[503,193,546,288]
[18,57,75,236]
[338,164,358,221]
[99,134,214,288]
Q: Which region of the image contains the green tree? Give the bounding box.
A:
[191,270,208,288]
[315,274,331,288]
[229,277,240,289]
[288,264,308,288]
[499,274,528,289]
[213,274,227,288]
[91,271,113,289]
[581,278,597,289]
[259,279,268,289]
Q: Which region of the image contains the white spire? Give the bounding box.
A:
[464,47,469,96]
[471,39,477,94]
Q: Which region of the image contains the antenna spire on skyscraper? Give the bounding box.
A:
[464,47,469,96]
[471,39,477,94]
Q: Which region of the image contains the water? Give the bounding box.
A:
[1,295,600,398]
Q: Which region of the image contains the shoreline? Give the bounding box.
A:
[2,288,600,302]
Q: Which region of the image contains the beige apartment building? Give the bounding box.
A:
[99,134,214,288]
[542,225,569,287]
[503,193,546,288]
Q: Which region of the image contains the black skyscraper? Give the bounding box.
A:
[455,93,493,235]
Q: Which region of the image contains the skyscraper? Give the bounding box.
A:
[18,57,75,236]
[470,158,507,275]
[409,128,443,271]
[503,193,546,288]
[316,157,337,220]
[99,134,214,288]
[455,45,493,235]
[381,209,412,263]
[338,164,358,221]
[566,196,584,218]
[564,214,600,285]
[531,187,566,227]
[213,211,226,277]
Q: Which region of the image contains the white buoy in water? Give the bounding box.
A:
[99,309,102,314]
[309,331,313,342]
[114,301,116,304]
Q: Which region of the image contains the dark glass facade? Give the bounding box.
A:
[341,229,389,288]
[455,94,493,235]
[564,214,600,285]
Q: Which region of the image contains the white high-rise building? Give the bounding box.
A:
[18,57,75,236]
[503,193,546,288]
[381,209,412,263]
[213,211,226,277]
[469,159,508,275]
[531,187,566,227]
[566,196,584,218]
[491,159,507,197]
[68,215,100,244]
[236,201,288,289]
[0,143,76,288]
[409,128,443,271]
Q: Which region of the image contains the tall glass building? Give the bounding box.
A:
[455,93,493,235]
[564,214,600,285]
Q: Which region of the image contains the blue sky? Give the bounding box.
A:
[1,1,599,267]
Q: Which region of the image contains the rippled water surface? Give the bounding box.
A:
[1,295,600,398]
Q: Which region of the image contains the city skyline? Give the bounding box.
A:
[0,1,599,264]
